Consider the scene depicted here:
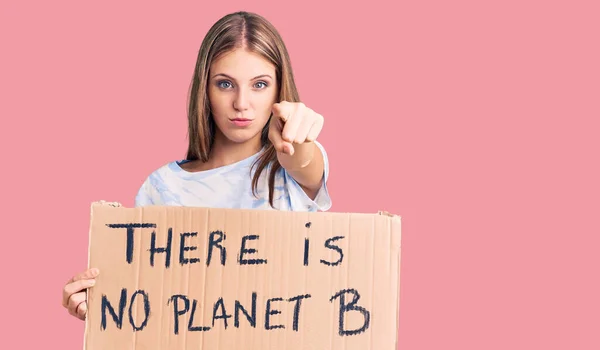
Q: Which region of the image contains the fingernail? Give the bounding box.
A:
[91,268,99,276]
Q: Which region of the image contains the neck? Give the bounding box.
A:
[208,131,263,168]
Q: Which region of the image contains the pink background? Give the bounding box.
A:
[1,0,599,349]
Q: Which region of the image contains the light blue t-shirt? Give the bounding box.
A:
[134,141,331,212]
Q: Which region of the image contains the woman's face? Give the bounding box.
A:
[208,48,278,146]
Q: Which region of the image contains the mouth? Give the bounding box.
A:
[229,118,253,127]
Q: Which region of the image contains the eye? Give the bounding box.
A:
[254,81,268,89]
[217,80,233,89]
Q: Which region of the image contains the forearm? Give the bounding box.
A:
[277,142,324,198]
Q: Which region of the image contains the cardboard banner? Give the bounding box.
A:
[84,201,401,349]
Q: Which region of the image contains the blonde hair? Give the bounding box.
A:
[185,11,300,207]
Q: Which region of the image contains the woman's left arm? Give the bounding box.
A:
[269,101,326,200]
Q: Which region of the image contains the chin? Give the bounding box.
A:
[222,128,262,144]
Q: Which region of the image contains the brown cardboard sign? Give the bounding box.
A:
[84,201,401,349]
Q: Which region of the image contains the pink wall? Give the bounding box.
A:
[1,0,598,349]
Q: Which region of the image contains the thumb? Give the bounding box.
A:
[269,123,295,155]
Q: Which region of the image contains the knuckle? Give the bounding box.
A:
[69,294,86,311]
[62,284,75,301]
[76,301,87,316]
[68,300,79,313]
[67,294,79,309]
[63,284,73,297]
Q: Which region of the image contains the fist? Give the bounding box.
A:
[269,101,324,155]
[62,268,99,320]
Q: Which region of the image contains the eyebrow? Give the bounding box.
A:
[211,73,273,81]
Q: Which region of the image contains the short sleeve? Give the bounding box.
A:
[283,140,332,212]
[134,178,155,207]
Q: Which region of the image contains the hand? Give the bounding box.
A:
[62,268,99,320]
[269,101,324,156]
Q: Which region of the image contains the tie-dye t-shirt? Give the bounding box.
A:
[134,141,331,212]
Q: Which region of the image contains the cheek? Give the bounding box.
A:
[255,91,277,115]
[207,90,230,117]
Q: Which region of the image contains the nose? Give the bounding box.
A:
[233,88,250,111]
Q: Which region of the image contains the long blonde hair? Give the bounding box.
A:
[185,11,300,207]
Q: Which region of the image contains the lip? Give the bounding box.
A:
[230,118,253,127]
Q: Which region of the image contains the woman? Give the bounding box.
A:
[62,11,332,321]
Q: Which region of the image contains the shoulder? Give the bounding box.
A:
[143,161,186,187]
[134,161,185,207]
